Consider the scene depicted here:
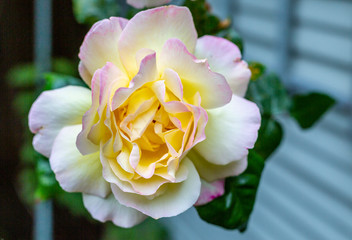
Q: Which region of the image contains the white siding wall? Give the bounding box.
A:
[162,0,352,239]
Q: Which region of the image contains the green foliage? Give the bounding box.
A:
[6,64,36,87]
[102,219,170,240]
[17,168,37,206]
[6,58,78,89]
[290,93,335,129]
[35,155,61,200]
[43,73,87,91]
[56,192,89,218]
[196,151,265,230]
[254,117,283,159]
[73,0,120,25]
[248,62,266,81]
[246,72,291,115]
[184,0,223,36]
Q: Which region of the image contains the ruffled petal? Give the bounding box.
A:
[29,86,91,157]
[127,0,171,9]
[50,124,110,197]
[194,95,260,165]
[112,53,158,110]
[194,179,225,206]
[79,17,128,86]
[83,193,147,228]
[195,35,251,97]
[77,62,129,155]
[118,6,197,76]
[159,39,232,109]
[111,158,201,219]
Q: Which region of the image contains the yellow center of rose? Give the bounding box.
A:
[82,71,207,196]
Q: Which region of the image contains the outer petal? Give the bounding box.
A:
[50,125,110,197]
[111,158,201,219]
[159,39,232,109]
[194,94,261,165]
[189,149,248,182]
[79,17,128,86]
[29,86,91,157]
[195,35,251,97]
[83,193,147,228]
[118,6,197,76]
[127,0,170,9]
[194,179,225,206]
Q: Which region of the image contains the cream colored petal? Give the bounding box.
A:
[77,63,129,155]
[83,193,146,228]
[50,125,110,197]
[79,17,128,86]
[194,179,225,206]
[111,158,201,219]
[194,94,261,165]
[188,149,248,182]
[112,53,158,110]
[195,35,251,97]
[158,39,232,109]
[118,6,197,77]
[29,86,91,157]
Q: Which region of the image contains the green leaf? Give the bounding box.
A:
[20,142,37,164]
[35,155,61,200]
[289,92,335,129]
[196,151,265,230]
[248,61,266,81]
[55,191,90,218]
[6,64,36,87]
[17,167,37,206]
[246,73,291,115]
[184,0,222,36]
[12,92,36,116]
[52,58,78,76]
[43,73,87,91]
[254,117,283,159]
[102,219,169,240]
[72,0,120,25]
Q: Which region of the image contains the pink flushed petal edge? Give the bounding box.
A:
[194,179,225,206]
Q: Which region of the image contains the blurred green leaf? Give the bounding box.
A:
[12,92,36,116]
[248,61,266,81]
[73,0,120,25]
[196,151,265,230]
[20,142,37,164]
[6,58,78,88]
[56,191,89,217]
[102,219,169,240]
[43,73,87,91]
[246,73,291,115]
[254,117,283,159]
[35,155,61,200]
[17,168,37,206]
[184,0,223,36]
[52,58,78,76]
[289,92,335,129]
[6,64,36,87]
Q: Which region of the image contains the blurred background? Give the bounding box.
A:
[1,0,351,239]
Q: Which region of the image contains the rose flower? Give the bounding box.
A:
[29,6,260,227]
